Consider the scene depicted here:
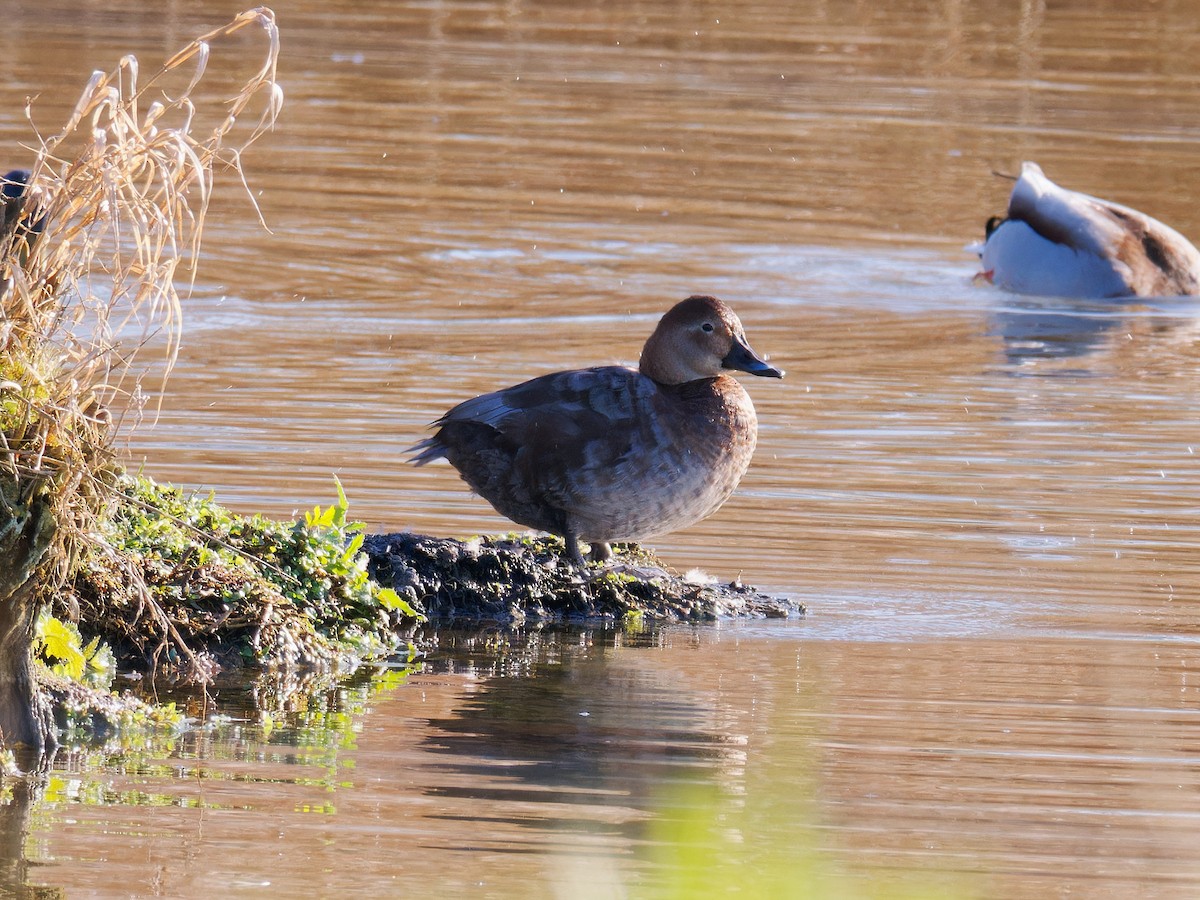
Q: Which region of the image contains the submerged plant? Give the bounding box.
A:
[0,8,282,758]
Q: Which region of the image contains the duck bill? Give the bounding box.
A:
[722,333,784,378]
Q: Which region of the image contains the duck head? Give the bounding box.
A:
[639,294,783,385]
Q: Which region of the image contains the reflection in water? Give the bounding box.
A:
[7,624,1200,897]
[420,630,747,852]
[0,776,61,899]
[991,296,1125,362]
[991,294,1200,364]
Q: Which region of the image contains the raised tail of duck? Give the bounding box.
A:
[408,436,446,466]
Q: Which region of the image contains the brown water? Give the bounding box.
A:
[6,0,1200,896]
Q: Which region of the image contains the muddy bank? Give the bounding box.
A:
[364,532,802,625]
[49,479,799,739]
[66,476,800,681]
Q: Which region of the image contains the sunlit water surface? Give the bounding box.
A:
[5,0,1200,896]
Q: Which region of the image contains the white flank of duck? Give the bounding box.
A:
[978,162,1200,298]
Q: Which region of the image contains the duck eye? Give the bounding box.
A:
[701,322,714,333]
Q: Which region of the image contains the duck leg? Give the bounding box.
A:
[562,527,588,567]
[589,542,612,562]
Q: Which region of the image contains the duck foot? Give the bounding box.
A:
[562,537,612,569]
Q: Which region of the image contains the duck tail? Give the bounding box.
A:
[408,436,446,466]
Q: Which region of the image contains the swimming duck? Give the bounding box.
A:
[977,162,1200,298]
[411,295,783,566]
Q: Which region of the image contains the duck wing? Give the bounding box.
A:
[412,365,658,507]
[1009,162,1200,295]
[1007,162,1123,257]
[432,365,646,438]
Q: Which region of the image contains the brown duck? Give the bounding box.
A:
[411,295,783,565]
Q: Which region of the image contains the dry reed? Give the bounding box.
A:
[0,8,282,627]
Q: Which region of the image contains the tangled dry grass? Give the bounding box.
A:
[0,9,282,672]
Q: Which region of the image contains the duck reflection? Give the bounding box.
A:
[989,295,1200,365]
[417,628,747,847]
[990,296,1124,362]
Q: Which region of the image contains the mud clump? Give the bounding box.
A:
[363,532,802,625]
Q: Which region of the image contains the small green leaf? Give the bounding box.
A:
[377,588,422,619]
[333,476,348,528]
[39,616,86,680]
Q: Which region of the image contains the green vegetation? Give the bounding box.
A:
[35,611,114,689]
[65,473,423,675]
[0,6,283,616]
[0,9,426,755]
